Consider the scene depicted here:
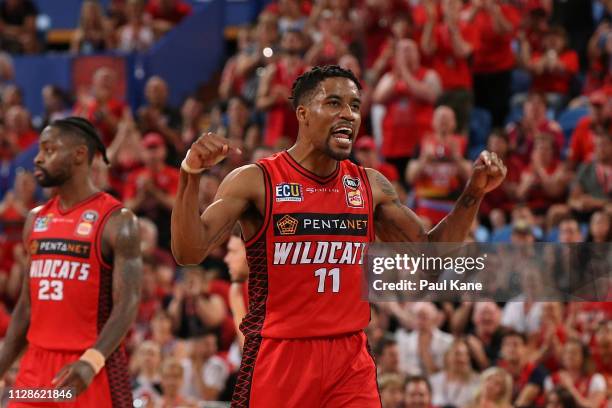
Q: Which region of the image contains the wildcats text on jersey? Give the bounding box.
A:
[29,259,90,281]
[273,241,367,265]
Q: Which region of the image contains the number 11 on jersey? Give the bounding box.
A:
[314,267,340,293]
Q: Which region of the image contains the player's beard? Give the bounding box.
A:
[324,133,352,161]
[35,167,71,187]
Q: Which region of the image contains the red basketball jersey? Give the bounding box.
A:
[27,192,122,351]
[241,152,374,339]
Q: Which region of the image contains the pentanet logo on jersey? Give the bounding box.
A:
[275,183,303,202]
[30,238,91,259]
[276,214,299,235]
[342,176,364,208]
[274,213,368,236]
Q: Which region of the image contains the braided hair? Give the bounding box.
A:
[49,116,109,164]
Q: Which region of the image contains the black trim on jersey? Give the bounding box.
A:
[244,163,273,248]
[94,205,123,270]
[282,151,340,184]
[56,192,105,216]
[357,166,376,242]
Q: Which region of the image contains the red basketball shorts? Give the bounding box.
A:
[232,331,381,407]
[9,344,132,408]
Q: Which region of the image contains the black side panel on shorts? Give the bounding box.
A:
[232,237,269,407]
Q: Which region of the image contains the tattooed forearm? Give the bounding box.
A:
[459,193,478,208]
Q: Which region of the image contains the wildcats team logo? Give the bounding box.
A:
[33,215,53,232]
[75,210,98,237]
[275,183,303,202]
[276,214,299,235]
[343,176,363,208]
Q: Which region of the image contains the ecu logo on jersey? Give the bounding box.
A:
[276,214,299,235]
[275,183,303,202]
[343,176,364,208]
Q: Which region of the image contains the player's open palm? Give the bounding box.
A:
[185,132,242,171]
[469,150,507,194]
[52,360,95,396]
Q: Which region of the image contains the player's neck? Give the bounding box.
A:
[56,176,99,211]
[287,144,338,178]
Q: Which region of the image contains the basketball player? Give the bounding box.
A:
[171,65,506,407]
[0,117,142,407]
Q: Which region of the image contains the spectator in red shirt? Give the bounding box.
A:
[568,88,612,168]
[354,136,399,183]
[373,39,441,177]
[516,133,568,217]
[592,322,612,395]
[543,338,608,408]
[256,29,307,148]
[74,67,127,146]
[522,26,579,111]
[498,330,548,407]
[406,106,471,225]
[146,0,192,36]
[585,21,612,94]
[421,0,478,134]
[465,0,521,127]
[506,92,564,166]
[124,132,179,249]
[4,105,37,152]
[470,367,514,408]
[305,8,350,67]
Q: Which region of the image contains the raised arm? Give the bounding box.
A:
[371,150,506,242]
[0,209,38,378]
[53,208,143,395]
[171,133,260,265]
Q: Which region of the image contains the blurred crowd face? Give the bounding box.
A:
[224,236,249,283]
[5,106,30,133]
[192,334,218,360]
[228,97,250,129]
[432,106,456,136]
[380,382,404,408]
[590,211,610,242]
[93,68,115,102]
[487,133,509,158]
[593,132,612,164]
[13,170,36,201]
[595,322,612,357]
[138,341,162,374]
[523,94,547,124]
[482,370,508,402]
[280,30,304,56]
[300,77,361,161]
[414,302,438,332]
[142,142,167,167]
[198,173,220,210]
[404,380,431,408]
[80,0,104,28]
[379,342,400,373]
[151,312,173,341]
[278,0,302,18]
[145,77,169,108]
[558,219,583,243]
[532,134,555,166]
[543,29,566,53]
[126,0,145,23]
[338,54,361,79]
[501,334,525,364]
[138,218,159,255]
[160,359,184,398]
[447,340,471,374]
[42,86,64,113]
[354,147,377,168]
[142,262,158,298]
[2,85,22,108]
[395,39,419,72]
[561,340,584,372]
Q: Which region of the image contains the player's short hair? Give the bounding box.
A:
[50,116,109,164]
[290,65,362,110]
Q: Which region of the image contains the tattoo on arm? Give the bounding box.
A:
[459,193,478,208]
[376,172,397,198]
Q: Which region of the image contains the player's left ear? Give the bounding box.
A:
[296,105,309,126]
[73,145,89,166]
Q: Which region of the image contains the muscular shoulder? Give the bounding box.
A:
[216,164,264,201]
[102,207,140,252]
[365,167,398,207]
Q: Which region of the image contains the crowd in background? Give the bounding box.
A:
[0,0,611,406]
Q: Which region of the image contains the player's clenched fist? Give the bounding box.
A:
[181,132,242,174]
[468,150,507,194]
